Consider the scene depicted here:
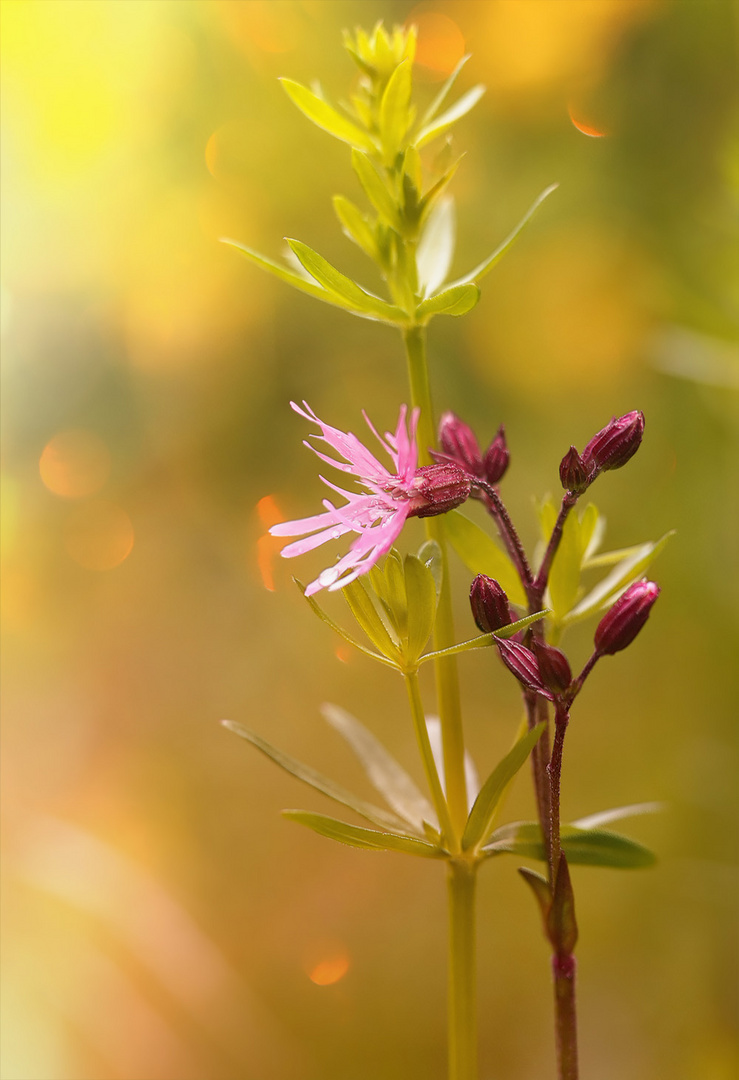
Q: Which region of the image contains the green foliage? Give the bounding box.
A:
[445,509,527,606]
[462,724,545,851]
[484,821,656,869]
[279,78,375,151]
[283,810,444,857]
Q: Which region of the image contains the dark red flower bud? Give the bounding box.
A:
[470,575,512,633]
[483,425,510,485]
[582,411,645,474]
[559,446,592,494]
[437,412,483,477]
[532,639,572,694]
[408,463,471,518]
[594,579,660,656]
[496,638,554,699]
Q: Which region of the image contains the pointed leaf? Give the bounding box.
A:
[418,54,471,129]
[444,510,527,605]
[518,866,552,921]
[447,184,558,288]
[416,85,486,148]
[462,724,545,850]
[379,58,412,161]
[403,553,438,664]
[564,531,673,625]
[419,610,549,663]
[280,78,375,151]
[417,196,456,297]
[548,852,578,953]
[547,510,584,620]
[484,821,656,868]
[343,577,402,662]
[321,703,438,831]
[298,582,397,668]
[572,802,664,830]
[418,539,443,598]
[352,149,403,232]
[222,721,407,832]
[286,239,406,323]
[333,195,377,260]
[416,282,480,320]
[283,810,444,857]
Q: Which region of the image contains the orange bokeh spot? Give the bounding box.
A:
[568,105,608,138]
[412,11,465,78]
[256,496,284,591]
[64,500,134,571]
[334,643,353,664]
[39,430,111,498]
[256,495,283,529]
[307,951,350,987]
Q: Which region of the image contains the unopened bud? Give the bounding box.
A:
[594,579,660,656]
[483,426,510,485]
[496,639,553,699]
[533,640,572,694]
[470,575,512,633]
[582,411,645,474]
[437,412,483,477]
[559,446,592,494]
[408,463,471,518]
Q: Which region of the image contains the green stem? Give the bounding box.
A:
[447,859,478,1080]
[405,670,456,846]
[403,324,468,841]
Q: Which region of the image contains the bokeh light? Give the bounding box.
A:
[63,501,134,571]
[39,431,112,499]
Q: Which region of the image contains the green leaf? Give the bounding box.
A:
[416,282,480,321]
[415,84,486,148]
[417,196,456,297]
[572,802,663,830]
[403,553,438,664]
[547,510,585,620]
[462,724,545,851]
[379,58,412,162]
[418,539,443,599]
[283,810,444,857]
[368,549,407,638]
[444,510,527,606]
[333,195,377,260]
[518,866,551,920]
[280,78,376,151]
[419,610,548,664]
[321,703,438,832]
[298,581,397,668]
[485,821,657,868]
[286,239,406,323]
[343,578,401,663]
[563,531,673,625]
[222,721,407,832]
[417,54,471,130]
[447,184,558,288]
[352,149,403,232]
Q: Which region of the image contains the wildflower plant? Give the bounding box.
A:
[222,23,670,1080]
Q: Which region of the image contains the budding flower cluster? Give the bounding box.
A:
[559,411,645,494]
[407,463,471,519]
[436,412,510,487]
[594,579,660,655]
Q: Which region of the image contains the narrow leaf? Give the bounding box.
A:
[283,810,444,857]
[403,554,438,664]
[518,866,552,922]
[343,577,402,662]
[572,802,664,830]
[418,54,471,129]
[485,821,657,868]
[352,149,403,232]
[447,184,558,288]
[416,283,480,320]
[564,531,673,625]
[547,510,584,620]
[299,582,397,668]
[286,239,406,323]
[417,196,456,297]
[333,195,377,259]
[419,611,548,663]
[321,703,437,831]
[416,85,486,148]
[222,721,407,832]
[379,59,412,161]
[280,78,375,151]
[462,724,545,850]
[444,510,527,605]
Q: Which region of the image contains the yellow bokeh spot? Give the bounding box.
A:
[411,11,466,79]
[39,431,111,499]
[64,500,134,571]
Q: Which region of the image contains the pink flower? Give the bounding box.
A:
[270,402,469,596]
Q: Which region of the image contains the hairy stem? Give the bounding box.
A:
[447,859,478,1080]
[475,481,534,593]
[547,704,569,884]
[553,952,579,1080]
[404,324,467,841]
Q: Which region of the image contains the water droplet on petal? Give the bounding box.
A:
[331,529,342,540]
[319,567,340,586]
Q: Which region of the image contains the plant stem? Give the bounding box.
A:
[531,492,577,606]
[475,482,534,593]
[553,952,578,1080]
[447,859,478,1080]
[403,324,468,841]
[547,705,569,884]
[405,670,456,846]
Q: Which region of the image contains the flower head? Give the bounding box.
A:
[270,402,469,596]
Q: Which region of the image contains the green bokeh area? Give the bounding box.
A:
[1,1,737,1078]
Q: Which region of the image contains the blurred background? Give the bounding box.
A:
[1,1,737,1078]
